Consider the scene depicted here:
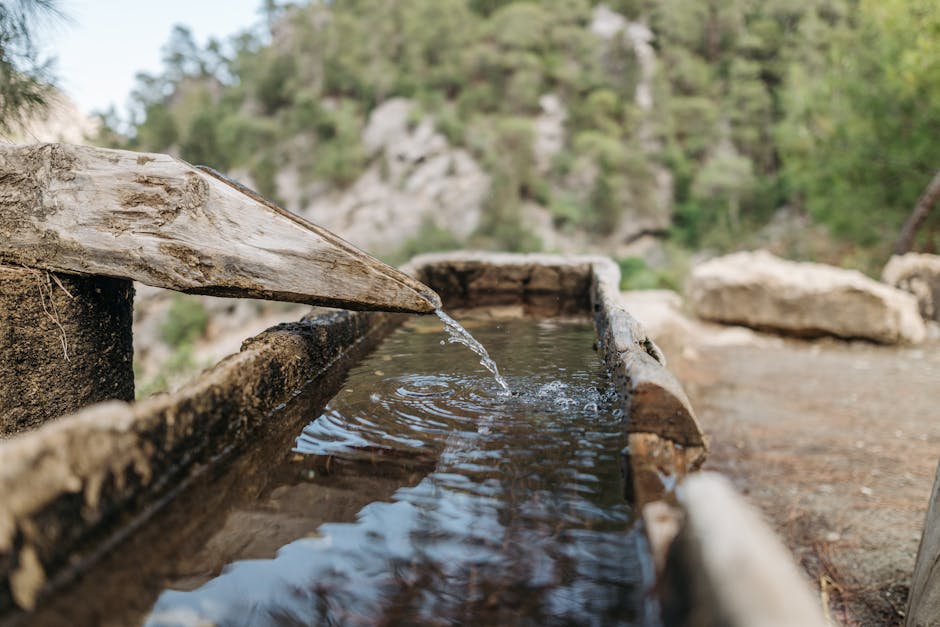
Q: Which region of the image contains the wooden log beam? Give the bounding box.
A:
[906,456,940,626]
[0,143,440,314]
[660,472,829,627]
[591,257,706,448]
[0,265,134,436]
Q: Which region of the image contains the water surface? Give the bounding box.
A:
[145,314,656,626]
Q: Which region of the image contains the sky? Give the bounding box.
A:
[39,0,264,116]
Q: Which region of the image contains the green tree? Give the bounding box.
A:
[180,108,225,168]
[121,0,928,262]
[691,141,756,232]
[780,0,940,248]
[0,0,64,132]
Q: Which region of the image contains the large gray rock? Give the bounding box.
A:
[883,253,940,321]
[589,4,628,40]
[687,250,926,344]
[303,99,489,255]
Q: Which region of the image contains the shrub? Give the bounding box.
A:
[159,295,209,348]
[390,218,464,265]
[616,254,686,292]
[435,106,466,146]
[180,109,227,169]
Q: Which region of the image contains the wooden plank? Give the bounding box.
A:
[0,144,440,314]
[592,258,706,448]
[907,457,940,626]
[660,472,829,627]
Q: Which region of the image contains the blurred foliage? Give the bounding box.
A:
[0,0,64,132]
[138,294,211,398]
[616,245,690,291]
[387,218,464,266]
[618,257,667,290]
[136,344,198,398]
[159,294,209,348]
[779,0,940,253]
[113,0,940,264]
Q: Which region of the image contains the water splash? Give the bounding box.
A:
[435,309,510,392]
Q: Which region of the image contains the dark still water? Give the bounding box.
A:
[146,315,656,626]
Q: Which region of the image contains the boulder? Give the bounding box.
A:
[883,253,940,321]
[303,99,489,255]
[686,250,926,344]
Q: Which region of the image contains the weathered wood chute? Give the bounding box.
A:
[0,143,440,432]
[0,143,440,313]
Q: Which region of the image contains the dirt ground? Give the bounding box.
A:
[624,291,940,626]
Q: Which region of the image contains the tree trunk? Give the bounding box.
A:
[895,170,940,255]
[0,264,134,436]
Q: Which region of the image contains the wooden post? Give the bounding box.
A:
[907,458,940,626]
[660,472,829,627]
[0,265,134,436]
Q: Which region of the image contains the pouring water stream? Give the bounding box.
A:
[435,309,510,392]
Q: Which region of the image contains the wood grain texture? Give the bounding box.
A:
[907,457,940,627]
[660,472,828,627]
[0,144,440,313]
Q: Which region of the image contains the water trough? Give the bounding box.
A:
[0,252,827,625]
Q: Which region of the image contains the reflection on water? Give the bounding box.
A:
[147,316,657,626]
